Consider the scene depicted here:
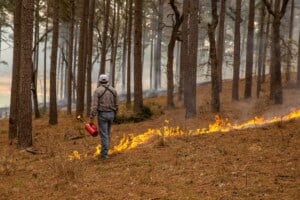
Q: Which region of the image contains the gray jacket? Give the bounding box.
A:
[90,83,118,118]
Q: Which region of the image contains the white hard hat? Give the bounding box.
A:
[99,74,109,83]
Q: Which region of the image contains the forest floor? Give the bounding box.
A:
[0,77,299,200]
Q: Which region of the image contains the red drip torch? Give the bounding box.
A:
[77,116,98,137]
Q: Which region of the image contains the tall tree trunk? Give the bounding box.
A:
[297,31,300,89]
[76,0,89,117]
[49,0,60,125]
[32,0,40,119]
[263,0,289,104]
[149,18,154,90]
[217,0,226,92]
[181,0,189,105]
[86,0,95,116]
[121,0,128,92]
[9,0,22,141]
[133,0,143,113]
[257,4,266,98]
[286,0,294,82]
[109,0,116,85]
[166,0,183,108]
[185,0,198,118]
[18,0,34,148]
[244,0,255,99]
[99,0,110,75]
[67,0,75,115]
[126,0,133,107]
[43,4,49,111]
[262,1,272,83]
[72,23,78,103]
[270,5,282,103]
[208,0,220,113]
[111,0,120,87]
[154,0,163,90]
[232,0,241,101]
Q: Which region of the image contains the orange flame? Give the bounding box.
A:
[68,109,300,160]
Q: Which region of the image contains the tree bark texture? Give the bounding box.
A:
[133,0,143,113]
[232,0,241,101]
[126,0,133,107]
[185,0,198,118]
[86,0,95,116]
[297,31,300,88]
[49,0,59,125]
[181,0,189,107]
[154,0,163,90]
[257,4,266,98]
[99,0,110,75]
[67,0,75,115]
[286,0,294,82]
[208,0,220,113]
[217,0,226,92]
[263,0,289,104]
[9,0,22,141]
[18,0,34,148]
[76,0,89,117]
[244,0,255,99]
[167,0,183,108]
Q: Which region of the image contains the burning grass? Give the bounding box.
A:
[69,108,300,160]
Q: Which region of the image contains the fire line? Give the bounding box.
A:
[68,109,300,160]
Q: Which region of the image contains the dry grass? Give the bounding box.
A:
[0,78,300,199]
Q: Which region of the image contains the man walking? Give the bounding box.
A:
[90,74,118,159]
